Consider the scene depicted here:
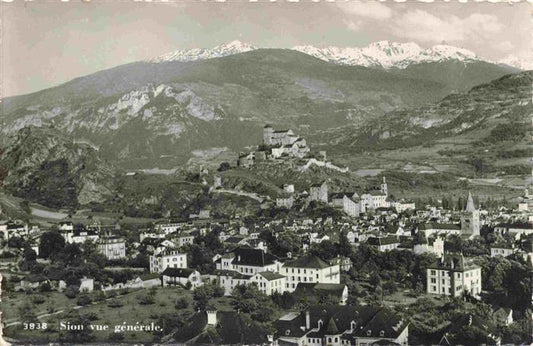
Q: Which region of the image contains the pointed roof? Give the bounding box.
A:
[326,317,339,334]
[465,192,476,212]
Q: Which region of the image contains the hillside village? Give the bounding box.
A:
[1,125,532,345]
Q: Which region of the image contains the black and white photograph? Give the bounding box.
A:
[0,0,531,344]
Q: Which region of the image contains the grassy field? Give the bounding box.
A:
[2,287,220,343]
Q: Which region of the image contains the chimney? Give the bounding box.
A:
[305,309,311,330]
[207,310,217,326]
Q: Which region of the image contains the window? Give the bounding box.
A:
[431,270,436,275]
[431,278,436,283]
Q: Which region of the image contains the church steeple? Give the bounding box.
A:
[461,192,480,237]
[465,192,476,212]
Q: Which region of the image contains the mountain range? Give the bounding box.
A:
[0,45,519,168]
[149,40,528,70]
[0,41,530,208]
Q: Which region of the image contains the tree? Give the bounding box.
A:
[19,246,37,271]
[39,231,65,259]
[175,297,189,309]
[218,162,231,172]
[76,294,93,306]
[56,243,82,265]
[138,293,155,305]
[338,230,353,257]
[231,284,278,322]
[64,285,79,299]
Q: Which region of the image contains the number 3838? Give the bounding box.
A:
[23,322,48,330]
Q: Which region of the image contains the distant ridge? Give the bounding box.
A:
[149,40,527,70]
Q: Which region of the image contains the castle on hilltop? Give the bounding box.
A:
[237,125,317,168]
[262,125,309,159]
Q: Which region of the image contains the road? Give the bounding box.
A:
[213,188,265,203]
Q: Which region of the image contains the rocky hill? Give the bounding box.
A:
[0,126,115,208]
[323,71,532,150]
[0,49,516,169]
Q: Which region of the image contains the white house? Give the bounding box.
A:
[250,271,287,295]
[97,236,126,260]
[427,254,482,298]
[160,268,202,289]
[280,255,340,292]
[150,249,187,273]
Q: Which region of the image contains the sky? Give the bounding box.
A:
[1,0,531,97]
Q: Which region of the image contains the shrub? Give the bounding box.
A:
[32,295,46,305]
[64,285,80,299]
[138,293,155,305]
[107,299,123,308]
[76,294,93,306]
[108,332,125,341]
[84,312,99,321]
[39,282,52,292]
[175,297,189,309]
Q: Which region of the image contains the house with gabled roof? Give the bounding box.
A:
[160,267,202,289]
[330,192,364,217]
[436,314,501,346]
[215,246,280,275]
[426,254,482,298]
[367,235,400,252]
[250,271,286,295]
[281,255,340,292]
[417,223,461,237]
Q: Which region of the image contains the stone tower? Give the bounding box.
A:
[380,177,388,196]
[263,125,273,145]
[461,192,480,237]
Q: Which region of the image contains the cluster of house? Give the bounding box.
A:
[58,222,126,260]
[275,178,416,220]
[211,246,348,302]
[173,304,409,346]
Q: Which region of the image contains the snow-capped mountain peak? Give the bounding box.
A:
[292,41,483,69]
[499,54,532,70]
[149,40,256,63]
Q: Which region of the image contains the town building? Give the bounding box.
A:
[367,235,400,252]
[426,254,482,298]
[160,268,202,288]
[216,246,279,275]
[62,228,99,244]
[276,195,295,209]
[490,243,516,258]
[250,271,286,295]
[97,236,126,260]
[150,249,187,273]
[413,236,445,257]
[310,181,328,204]
[392,199,416,213]
[360,191,389,210]
[281,255,340,292]
[330,193,363,217]
[494,222,533,239]
[417,223,461,237]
